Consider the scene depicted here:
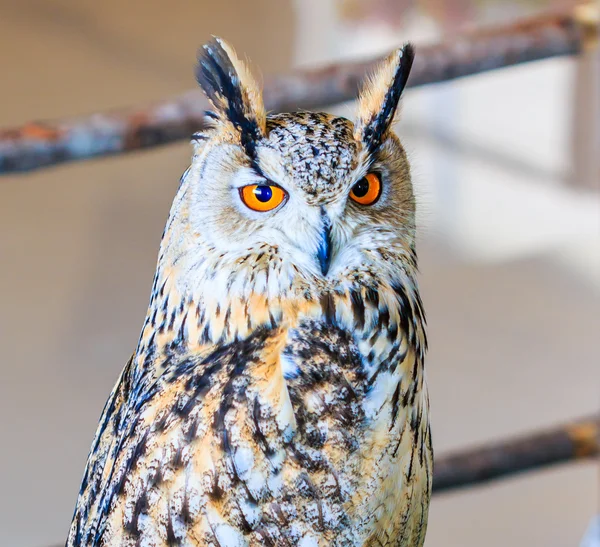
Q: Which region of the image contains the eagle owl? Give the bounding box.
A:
[67,38,431,547]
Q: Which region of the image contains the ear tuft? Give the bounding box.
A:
[354,44,415,152]
[196,37,266,158]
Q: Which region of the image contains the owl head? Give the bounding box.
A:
[158,38,417,317]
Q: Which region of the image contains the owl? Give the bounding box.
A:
[66,38,431,547]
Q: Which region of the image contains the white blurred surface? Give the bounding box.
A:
[581,515,600,547]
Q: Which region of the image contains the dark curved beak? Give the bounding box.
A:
[317,213,332,276]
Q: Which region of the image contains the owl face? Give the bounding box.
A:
[187,112,414,282]
[176,39,416,293]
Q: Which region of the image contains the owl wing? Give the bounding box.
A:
[67,326,310,546]
[67,356,136,545]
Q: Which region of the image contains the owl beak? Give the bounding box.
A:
[317,214,332,276]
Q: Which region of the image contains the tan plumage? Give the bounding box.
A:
[67,38,431,547]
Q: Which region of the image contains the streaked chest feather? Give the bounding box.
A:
[69,283,431,547]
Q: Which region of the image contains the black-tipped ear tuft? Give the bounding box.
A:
[354,44,415,152]
[196,38,266,159]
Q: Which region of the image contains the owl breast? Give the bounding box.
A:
[72,309,430,547]
[280,319,432,546]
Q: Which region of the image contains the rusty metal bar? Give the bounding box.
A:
[433,414,600,493]
[1,6,597,175]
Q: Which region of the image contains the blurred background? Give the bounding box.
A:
[0,0,598,545]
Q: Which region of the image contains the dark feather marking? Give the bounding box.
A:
[85,391,147,541]
[387,321,398,342]
[379,307,390,329]
[154,412,169,433]
[247,311,253,332]
[392,282,414,345]
[420,328,429,354]
[362,43,415,153]
[209,472,224,501]
[168,309,176,331]
[410,406,420,433]
[72,512,82,547]
[392,419,408,458]
[158,319,167,335]
[365,286,379,307]
[84,357,134,477]
[406,435,416,479]
[290,444,324,472]
[414,290,427,324]
[256,528,276,547]
[207,329,272,467]
[268,309,276,328]
[349,289,365,330]
[123,490,148,537]
[114,429,149,499]
[129,429,150,473]
[235,499,255,533]
[183,416,199,443]
[297,472,324,531]
[196,38,263,161]
[270,502,288,527]
[425,424,433,485]
[148,466,164,489]
[214,364,249,453]
[172,445,185,470]
[159,278,168,297]
[304,423,326,448]
[409,371,419,406]
[389,379,401,430]
[411,357,419,384]
[252,397,275,457]
[320,292,336,324]
[366,364,383,388]
[174,361,222,417]
[209,522,225,547]
[419,418,426,466]
[327,465,344,501]
[200,323,211,344]
[177,312,188,344]
[387,342,404,366]
[402,386,412,410]
[143,335,156,366]
[166,503,180,546]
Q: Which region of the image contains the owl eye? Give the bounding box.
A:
[349,173,382,205]
[240,184,287,212]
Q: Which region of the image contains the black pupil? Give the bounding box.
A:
[254,185,273,202]
[352,178,370,198]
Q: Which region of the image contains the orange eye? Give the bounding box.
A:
[240,184,287,212]
[349,173,381,205]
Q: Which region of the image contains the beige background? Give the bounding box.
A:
[0,1,598,546]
